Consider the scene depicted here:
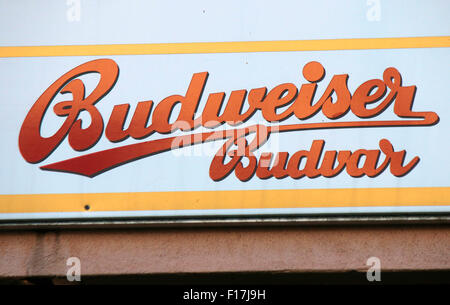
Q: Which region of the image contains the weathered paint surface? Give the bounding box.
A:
[0,226,449,277]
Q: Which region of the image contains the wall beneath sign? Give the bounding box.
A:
[1,225,449,281]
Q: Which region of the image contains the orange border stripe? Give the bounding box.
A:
[1,36,449,58]
[0,187,448,213]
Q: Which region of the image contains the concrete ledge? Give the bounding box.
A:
[0,225,449,277]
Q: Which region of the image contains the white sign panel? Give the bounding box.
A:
[0,0,449,220]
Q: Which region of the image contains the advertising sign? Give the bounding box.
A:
[0,1,449,220]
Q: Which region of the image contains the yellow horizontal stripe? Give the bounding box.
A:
[1,36,449,58]
[0,187,448,214]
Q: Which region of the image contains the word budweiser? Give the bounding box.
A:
[19,59,438,180]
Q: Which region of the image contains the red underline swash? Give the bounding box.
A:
[39,119,435,177]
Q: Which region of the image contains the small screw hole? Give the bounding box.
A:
[84,205,90,211]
